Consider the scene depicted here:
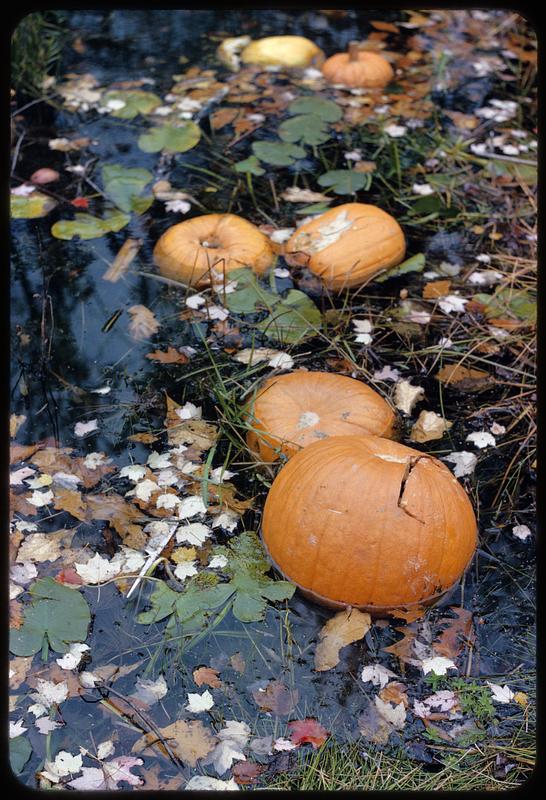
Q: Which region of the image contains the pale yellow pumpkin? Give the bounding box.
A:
[284,203,406,290]
[241,36,324,68]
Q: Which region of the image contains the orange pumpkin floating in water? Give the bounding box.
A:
[284,203,406,291]
[153,213,274,287]
[322,41,394,88]
[261,435,477,613]
[245,371,396,462]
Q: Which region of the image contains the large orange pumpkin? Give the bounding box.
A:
[245,371,396,462]
[322,42,394,88]
[284,203,406,291]
[261,435,477,612]
[153,213,274,287]
[241,36,324,68]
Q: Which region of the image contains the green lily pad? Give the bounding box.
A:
[234,155,266,176]
[9,577,91,656]
[288,96,342,122]
[252,141,306,166]
[51,211,130,240]
[409,194,460,218]
[376,253,426,282]
[224,268,278,314]
[317,169,370,195]
[102,164,153,214]
[278,114,331,146]
[10,736,32,775]
[11,192,57,219]
[257,289,321,344]
[138,532,295,630]
[102,89,162,119]
[473,289,536,323]
[295,201,332,215]
[138,122,201,154]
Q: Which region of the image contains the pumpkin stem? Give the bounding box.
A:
[348,41,361,61]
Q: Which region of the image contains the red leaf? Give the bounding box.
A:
[71,197,89,209]
[288,718,329,749]
[232,762,266,785]
[55,568,84,585]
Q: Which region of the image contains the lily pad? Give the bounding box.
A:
[252,141,306,167]
[376,253,426,282]
[102,164,153,214]
[257,289,321,344]
[10,736,32,775]
[224,268,278,314]
[9,577,91,656]
[51,211,130,240]
[288,96,342,122]
[138,122,201,154]
[278,114,331,146]
[11,192,57,219]
[234,155,265,176]
[317,170,370,195]
[102,89,162,119]
[473,289,536,323]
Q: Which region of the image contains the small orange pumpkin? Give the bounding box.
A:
[261,435,477,612]
[153,213,274,287]
[284,203,406,290]
[241,36,324,69]
[245,371,396,462]
[322,42,394,88]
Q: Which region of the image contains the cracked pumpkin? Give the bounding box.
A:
[284,203,406,290]
[261,435,477,611]
[153,213,274,287]
[245,371,396,462]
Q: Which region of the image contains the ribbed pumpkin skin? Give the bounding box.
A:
[241,36,324,68]
[284,203,406,290]
[153,214,274,287]
[246,371,396,462]
[322,51,394,88]
[261,435,477,611]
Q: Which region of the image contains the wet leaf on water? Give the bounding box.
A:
[278,114,331,146]
[51,211,130,240]
[288,718,329,749]
[193,666,223,688]
[165,394,219,450]
[134,719,217,768]
[128,304,160,341]
[287,96,342,122]
[102,89,162,118]
[68,756,144,790]
[317,169,370,195]
[251,680,299,714]
[146,347,190,364]
[252,141,306,167]
[9,577,91,657]
[232,761,266,785]
[375,253,426,282]
[314,607,371,671]
[233,155,265,176]
[472,289,536,324]
[433,607,474,659]
[11,192,57,219]
[435,364,493,391]
[102,164,153,214]
[256,289,321,344]
[138,122,201,153]
[224,267,278,314]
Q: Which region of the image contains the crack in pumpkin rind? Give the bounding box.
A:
[396,456,430,525]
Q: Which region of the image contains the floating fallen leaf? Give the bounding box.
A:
[102,238,142,282]
[193,666,223,688]
[146,347,189,364]
[374,696,406,729]
[360,663,398,688]
[421,656,457,676]
[379,681,409,707]
[422,280,451,299]
[443,451,478,478]
[186,689,214,712]
[314,607,371,671]
[128,305,160,341]
[132,719,217,767]
[232,761,266,785]
[466,431,496,449]
[512,524,531,541]
[288,718,329,749]
[433,607,474,659]
[185,776,239,791]
[67,757,143,790]
[251,680,299,714]
[409,410,452,443]
[487,682,515,703]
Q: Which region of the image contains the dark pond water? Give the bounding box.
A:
[11,8,535,789]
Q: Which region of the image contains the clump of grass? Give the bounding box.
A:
[11,11,67,98]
